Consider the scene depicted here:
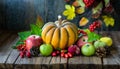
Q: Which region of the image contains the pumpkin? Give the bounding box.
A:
[41,17,78,49]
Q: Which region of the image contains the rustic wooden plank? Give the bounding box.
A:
[5,36,20,69]
[5,50,19,69]
[15,56,43,69]
[41,56,52,69]
[0,33,18,69]
[102,32,120,69]
[60,57,67,69]
[50,56,61,69]
[68,56,102,69]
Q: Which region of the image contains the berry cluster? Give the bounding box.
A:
[83,0,95,8]
[17,44,31,58]
[52,50,73,58]
[61,50,73,58]
[89,20,101,32]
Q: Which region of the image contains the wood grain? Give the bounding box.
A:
[0,32,18,69]
[68,56,102,69]
[15,56,43,69]
[50,56,61,69]
[102,32,120,69]
[41,56,52,69]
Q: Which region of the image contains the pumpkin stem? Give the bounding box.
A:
[58,15,62,25]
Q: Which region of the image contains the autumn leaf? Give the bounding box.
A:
[92,2,103,14]
[76,7,85,14]
[36,15,44,28]
[102,15,115,27]
[72,0,80,7]
[104,0,110,7]
[78,0,85,7]
[79,17,89,26]
[63,5,76,20]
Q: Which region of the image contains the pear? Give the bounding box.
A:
[100,37,113,46]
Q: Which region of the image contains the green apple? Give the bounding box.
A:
[81,43,95,56]
[40,44,53,56]
[94,40,106,49]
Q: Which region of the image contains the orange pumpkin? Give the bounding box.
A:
[41,18,78,49]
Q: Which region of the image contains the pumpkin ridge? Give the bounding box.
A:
[62,22,78,30]
[64,25,76,46]
[42,25,56,42]
[68,25,78,42]
[51,28,60,49]
[59,27,68,49]
[45,27,56,44]
[69,26,76,43]
[42,22,56,30]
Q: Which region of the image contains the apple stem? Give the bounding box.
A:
[33,36,35,38]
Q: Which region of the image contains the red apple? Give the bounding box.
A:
[77,36,88,48]
[26,35,43,51]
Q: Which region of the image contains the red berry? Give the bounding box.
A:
[83,0,94,8]
[56,50,60,55]
[52,52,57,57]
[20,51,24,58]
[93,26,96,29]
[61,52,65,57]
[26,52,31,58]
[64,54,69,58]
[67,52,73,58]
[97,23,101,27]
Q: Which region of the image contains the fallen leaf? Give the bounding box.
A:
[72,0,80,7]
[36,15,44,28]
[79,17,89,26]
[76,7,85,14]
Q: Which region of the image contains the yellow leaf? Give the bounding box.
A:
[79,17,89,26]
[76,7,85,14]
[63,10,69,16]
[63,5,76,20]
[102,15,115,27]
[65,5,71,10]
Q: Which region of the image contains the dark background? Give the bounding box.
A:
[0,0,120,31]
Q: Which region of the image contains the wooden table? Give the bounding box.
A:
[0,31,120,69]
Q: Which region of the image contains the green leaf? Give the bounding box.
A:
[88,32,101,42]
[18,31,31,40]
[92,2,103,14]
[36,16,44,28]
[12,40,25,49]
[30,24,42,36]
[78,0,85,7]
[104,0,110,6]
[16,40,25,46]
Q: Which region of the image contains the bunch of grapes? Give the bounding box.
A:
[89,20,101,32]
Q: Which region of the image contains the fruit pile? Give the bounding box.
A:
[13,16,113,58]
